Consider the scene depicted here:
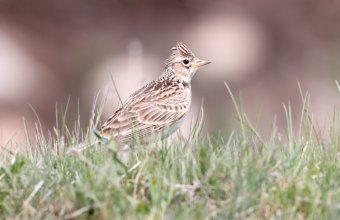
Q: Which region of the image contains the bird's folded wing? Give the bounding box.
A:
[101,102,186,142]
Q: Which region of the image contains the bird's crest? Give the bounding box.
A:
[171,42,194,57]
[166,42,194,66]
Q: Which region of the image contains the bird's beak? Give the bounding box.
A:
[192,60,211,67]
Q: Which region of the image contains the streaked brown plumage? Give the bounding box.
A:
[100,42,210,144]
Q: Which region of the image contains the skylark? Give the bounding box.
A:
[100,42,210,144]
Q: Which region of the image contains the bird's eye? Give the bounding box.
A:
[182,59,190,65]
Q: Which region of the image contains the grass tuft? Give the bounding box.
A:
[0,86,340,219]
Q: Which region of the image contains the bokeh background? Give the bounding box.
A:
[1,0,340,149]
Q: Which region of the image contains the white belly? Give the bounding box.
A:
[161,116,186,139]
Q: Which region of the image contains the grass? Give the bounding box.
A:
[0,84,340,219]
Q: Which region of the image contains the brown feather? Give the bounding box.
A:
[100,77,191,144]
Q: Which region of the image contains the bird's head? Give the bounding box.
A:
[165,42,210,83]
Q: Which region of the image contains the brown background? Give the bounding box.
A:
[1,0,340,149]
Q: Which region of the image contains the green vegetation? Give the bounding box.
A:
[0,84,339,219]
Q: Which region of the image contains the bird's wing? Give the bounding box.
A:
[101,81,190,143]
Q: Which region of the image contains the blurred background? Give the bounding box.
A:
[1,0,340,149]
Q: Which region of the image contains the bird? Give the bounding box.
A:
[100,42,210,145]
